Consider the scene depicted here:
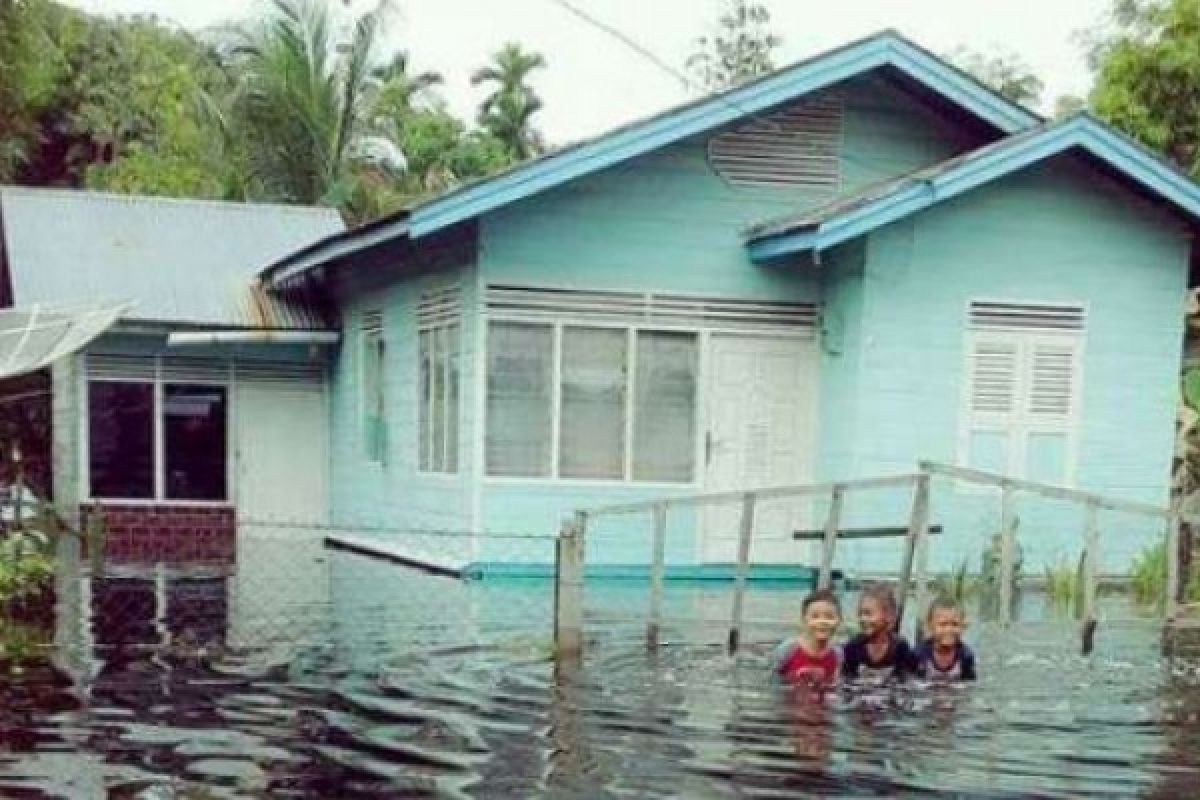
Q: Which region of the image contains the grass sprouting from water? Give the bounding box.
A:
[1131,541,1168,606]
[1130,540,1200,607]
[1044,556,1084,616]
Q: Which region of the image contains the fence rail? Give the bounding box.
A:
[556,460,1185,660]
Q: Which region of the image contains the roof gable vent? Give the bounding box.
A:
[707,94,843,190]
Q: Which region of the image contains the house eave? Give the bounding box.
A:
[745,114,1200,263]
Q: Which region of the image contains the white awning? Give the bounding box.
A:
[0,303,126,379]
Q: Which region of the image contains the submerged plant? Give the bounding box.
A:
[1043,557,1084,616]
[1131,540,1167,606]
[931,559,978,606]
[1131,539,1200,607]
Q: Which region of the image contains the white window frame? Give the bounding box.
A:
[360,311,386,466]
[957,303,1086,490]
[82,363,232,507]
[484,318,708,487]
[417,322,461,475]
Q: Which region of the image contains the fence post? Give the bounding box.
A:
[647,503,668,649]
[998,486,1017,626]
[895,473,930,632]
[1166,506,1182,622]
[818,484,844,590]
[912,511,932,643]
[728,492,756,654]
[1081,502,1100,654]
[555,512,586,660]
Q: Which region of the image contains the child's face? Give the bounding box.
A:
[857,596,891,639]
[803,600,840,645]
[928,608,965,647]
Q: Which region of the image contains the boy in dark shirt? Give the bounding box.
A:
[841,583,916,683]
[914,595,977,682]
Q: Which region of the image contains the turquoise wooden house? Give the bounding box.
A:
[263,31,1200,576]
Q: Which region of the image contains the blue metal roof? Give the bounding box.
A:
[261,29,1041,288]
[745,114,1200,261]
[0,188,344,328]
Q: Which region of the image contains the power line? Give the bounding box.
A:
[544,0,909,181]
[547,0,699,93]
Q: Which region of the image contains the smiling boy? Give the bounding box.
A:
[771,589,842,686]
[914,596,977,682]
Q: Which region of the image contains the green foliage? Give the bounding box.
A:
[0,0,542,222]
[471,43,547,161]
[1090,0,1200,177]
[931,559,979,605]
[1131,539,1200,606]
[226,0,401,206]
[0,620,51,666]
[686,0,781,91]
[0,531,54,604]
[1044,556,1084,615]
[948,46,1045,106]
[1183,368,1200,411]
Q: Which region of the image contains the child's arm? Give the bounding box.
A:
[895,637,920,677]
[769,638,800,675]
[840,637,861,678]
[960,644,978,681]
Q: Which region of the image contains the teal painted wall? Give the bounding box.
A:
[471,75,983,563]
[820,153,1189,574]
[327,262,480,551]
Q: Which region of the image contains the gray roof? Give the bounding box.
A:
[0,188,344,328]
[743,118,1059,242]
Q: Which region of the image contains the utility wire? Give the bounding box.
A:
[548,0,699,94]
[543,0,900,181]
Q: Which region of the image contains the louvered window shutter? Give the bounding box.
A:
[961,325,1081,484]
[969,340,1019,416]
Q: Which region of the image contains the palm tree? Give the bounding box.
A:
[369,51,442,121]
[470,43,546,161]
[226,0,403,207]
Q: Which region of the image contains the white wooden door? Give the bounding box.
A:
[701,334,814,563]
[235,383,328,525]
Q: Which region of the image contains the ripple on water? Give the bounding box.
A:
[3,566,1200,798]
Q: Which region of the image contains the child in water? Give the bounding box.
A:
[841,583,916,683]
[914,596,977,682]
[771,588,842,686]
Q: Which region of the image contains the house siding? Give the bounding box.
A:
[830,154,1189,573]
[327,262,479,540]
[68,335,328,562]
[469,76,981,562]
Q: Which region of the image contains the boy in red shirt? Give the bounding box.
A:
[771,588,842,685]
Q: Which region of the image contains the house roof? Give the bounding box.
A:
[262,29,1041,288]
[0,187,345,329]
[744,114,1200,261]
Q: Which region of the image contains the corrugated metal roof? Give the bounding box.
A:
[0,187,344,328]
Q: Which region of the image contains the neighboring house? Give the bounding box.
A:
[261,31,1199,575]
[0,188,343,562]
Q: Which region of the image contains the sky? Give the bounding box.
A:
[64,0,1115,145]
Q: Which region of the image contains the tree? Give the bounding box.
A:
[225,0,404,212]
[1053,94,1087,119]
[69,16,232,197]
[471,43,546,161]
[369,50,442,123]
[1090,0,1200,177]
[948,46,1045,107]
[686,0,781,92]
[0,0,77,184]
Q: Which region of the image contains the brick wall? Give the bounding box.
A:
[80,503,235,564]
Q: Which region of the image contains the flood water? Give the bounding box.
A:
[1,531,1199,798]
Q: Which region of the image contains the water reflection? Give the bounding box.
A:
[0,532,1197,797]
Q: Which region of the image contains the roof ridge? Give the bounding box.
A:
[0,185,343,220]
